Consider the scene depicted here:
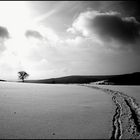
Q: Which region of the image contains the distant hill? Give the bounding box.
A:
[106,72,140,85]
[0,79,5,82]
[25,75,117,84]
[25,72,140,85]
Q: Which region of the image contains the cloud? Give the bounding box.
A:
[25,30,43,39]
[0,26,9,52]
[34,9,57,23]
[92,12,140,44]
[119,1,140,22]
[0,26,9,39]
[68,10,140,49]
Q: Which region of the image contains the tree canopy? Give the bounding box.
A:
[18,71,29,82]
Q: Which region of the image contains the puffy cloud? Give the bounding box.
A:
[25,30,43,39]
[67,27,76,34]
[25,26,60,46]
[0,26,9,52]
[68,10,140,50]
[92,13,140,44]
[119,1,140,22]
[0,26,9,39]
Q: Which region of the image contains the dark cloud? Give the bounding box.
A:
[98,1,140,22]
[0,26,9,39]
[0,26,9,52]
[119,1,140,22]
[92,13,140,44]
[25,30,43,39]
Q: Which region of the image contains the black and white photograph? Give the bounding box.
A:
[0,1,140,139]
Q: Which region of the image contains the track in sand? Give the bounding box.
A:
[81,85,140,139]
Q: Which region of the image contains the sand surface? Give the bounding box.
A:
[84,84,140,139]
[96,85,140,105]
[0,82,114,139]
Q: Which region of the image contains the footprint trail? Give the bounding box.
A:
[81,84,140,139]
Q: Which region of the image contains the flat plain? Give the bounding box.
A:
[0,82,114,139]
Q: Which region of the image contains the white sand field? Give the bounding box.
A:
[0,82,114,139]
[85,84,140,139]
[96,85,140,105]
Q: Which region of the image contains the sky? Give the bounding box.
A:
[0,1,140,80]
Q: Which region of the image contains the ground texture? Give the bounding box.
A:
[83,84,140,139]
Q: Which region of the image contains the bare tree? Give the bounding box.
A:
[18,71,29,82]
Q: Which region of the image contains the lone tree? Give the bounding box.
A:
[18,71,29,82]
